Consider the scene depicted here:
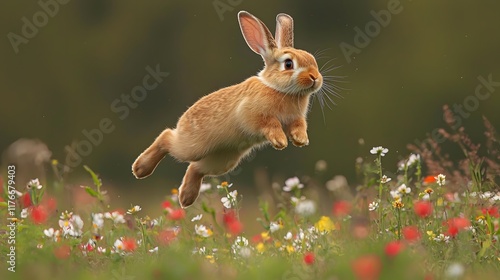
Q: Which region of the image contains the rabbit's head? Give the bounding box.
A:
[238,11,323,96]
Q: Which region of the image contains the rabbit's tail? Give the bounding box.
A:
[132,128,174,179]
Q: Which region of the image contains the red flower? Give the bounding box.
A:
[21,192,32,208]
[303,252,315,265]
[385,241,404,257]
[445,217,470,237]
[351,255,382,280]
[162,200,172,210]
[31,205,48,224]
[251,234,262,244]
[157,229,177,246]
[122,238,137,252]
[42,195,57,212]
[423,175,436,184]
[223,211,243,235]
[482,207,499,218]
[168,209,185,220]
[414,201,433,218]
[54,245,71,259]
[332,201,351,217]
[402,226,421,242]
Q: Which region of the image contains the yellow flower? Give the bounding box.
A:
[424,187,434,194]
[221,181,229,188]
[286,245,295,254]
[171,188,178,195]
[426,230,436,240]
[392,200,404,209]
[274,241,282,248]
[205,255,215,264]
[261,231,270,241]
[315,216,335,233]
[437,198,444,207]
[256,242,265,253]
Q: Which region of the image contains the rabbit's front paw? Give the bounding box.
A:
[291,130,309,147]
[269,132,288,150]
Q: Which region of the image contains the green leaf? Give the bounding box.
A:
[479,239,492,258]
[84,165,102,188]
[0,201,7,208]
[84,186,99,198]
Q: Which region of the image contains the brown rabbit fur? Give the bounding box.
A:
[132,11,323,208]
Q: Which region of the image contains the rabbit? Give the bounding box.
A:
[132,11,323,208]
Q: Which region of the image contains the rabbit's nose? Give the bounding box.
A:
[309,74,317,81]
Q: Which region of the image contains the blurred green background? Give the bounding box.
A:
[1,0,499,202]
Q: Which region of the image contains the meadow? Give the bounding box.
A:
[1,112,500,280]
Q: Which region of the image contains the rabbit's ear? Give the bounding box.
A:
[275,13,294,48]
[238,11,277,59]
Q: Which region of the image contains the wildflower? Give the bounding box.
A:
[104,211,126,224]
[256,242,265,253]
[114,237,136,252]
[148,247,158,253]
[217,181,232,189]
[423,175,436,185]
[426,230,436,240]
[283,177,304,192]
[414,201,433,218]
[162,200,172,210]
[20,193,32,208]
[402,226,421,242]
[368,201,379,211]
[407,154,420,166]
[97,247,106,253]
[303,252,315,265]
[433,233,450,243]
[476,215,486,225]
[326,175,348,191]
[199,183,211,193]
[392,200,404,209]
[232,236,251,257]
[284,232,293,240]
[445,217,470,237]
[43,228,61,241]
[191,214,203,222]
[398,184,411,195]
[482,206,499,218]
[223,211,243,235]
[385,241,404,257]
[269,221,281,233]
[221,190,238,208]
[20,208,29,218]
[168,209,186,220]
[380,175,391,184]
[351,255,382,280]
[435,174,446,186]
[59,214,84,237]
[31,205,48,224]
[195,224,212,238]
[370,146,389,156]
[295,199,316,216]
[27,178,43,189]
[390,190,401,200]
[315,216,335,233]
[445,263,465,278]
[127,205,142,215]
[92,213,104,230]
[332,200,351,217]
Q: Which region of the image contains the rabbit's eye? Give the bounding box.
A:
[284,59,294,70]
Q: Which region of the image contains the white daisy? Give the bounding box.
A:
[127,205,142,215]
[195,224,211,238]
[435,174,446,186]
[295,199,316,216]
[191,214,203,222]
[283,177,304,192]
[370,146,389,156]
[368,201,379,211]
